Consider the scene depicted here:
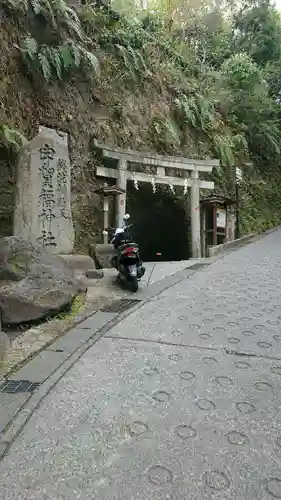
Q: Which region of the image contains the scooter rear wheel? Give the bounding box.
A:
[129,276,138,292]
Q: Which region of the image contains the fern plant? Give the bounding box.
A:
[30,0,83,39]
[151,116,181,150]
[174,94,215,133]
[231,133,248,156]
[2,0,83,38]
[212,134,234,167]
[17,36,100,82]
[116,44,147,79]
[6,0,97,83]
[174,95,197,129]
[1,0,28,12]
[0,125,27,152]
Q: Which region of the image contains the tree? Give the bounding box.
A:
[222,52,263,90]
[233,0,281,66]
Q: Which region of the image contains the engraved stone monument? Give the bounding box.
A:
[14,126,74,254]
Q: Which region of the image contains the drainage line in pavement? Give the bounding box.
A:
[223,347,281,360]
[106,336,281,361]
[105,335,222,352]
[147,263,156,287]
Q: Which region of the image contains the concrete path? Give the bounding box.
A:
[1,230,281,499]
[141,259,205,287]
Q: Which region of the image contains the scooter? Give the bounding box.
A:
[103,214,145,292]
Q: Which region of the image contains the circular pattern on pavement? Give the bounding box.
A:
[242,330,255,337]
[128,421,149,436]
[196,398,216,411]
[226,430,249,446]
[168,353,183,362]
[228,337,240,344]
[255,381,272,391]
[257,341,272,348]
[147,465,173,486]
[199,333,211,340]
[236,401,256,414]
[180,371,195,386]
[214,326,226,332]
[271,366,281,375]
[265,478,281,498]
[203,470,230,491]
[152,391,170,403]
[175,424,196,440]
[172,330,183,337]
[215,376,234,387]
[202,356,218,365]
[235,361,250,370]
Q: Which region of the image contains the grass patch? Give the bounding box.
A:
[55,294,85,321]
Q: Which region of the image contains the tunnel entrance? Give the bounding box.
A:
[127,182,190,262]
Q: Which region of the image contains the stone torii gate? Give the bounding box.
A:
[95,142,219,258]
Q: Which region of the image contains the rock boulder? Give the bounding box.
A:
[0,237,86,325]
[89,243,115,269]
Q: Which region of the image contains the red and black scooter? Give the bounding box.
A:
[103,214,145,292]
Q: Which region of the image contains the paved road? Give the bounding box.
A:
[1,231,281,499]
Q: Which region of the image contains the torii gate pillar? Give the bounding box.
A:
[190,169,201,259]
[116,159,127,227]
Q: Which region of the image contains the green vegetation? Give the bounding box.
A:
[1,0,281,240]
[0,124,27,151]
[3,0,100,81]
[17,36,100,82]
[55,293,85,321]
